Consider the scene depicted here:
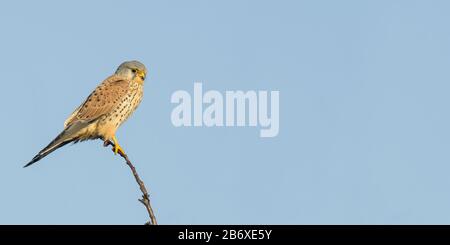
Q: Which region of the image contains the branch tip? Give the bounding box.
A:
[106,140,157,225]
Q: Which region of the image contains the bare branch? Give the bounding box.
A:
[104,140,157,225]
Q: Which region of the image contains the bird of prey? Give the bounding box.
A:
[25,60,147,167]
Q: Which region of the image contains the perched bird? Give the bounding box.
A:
[25,61,147,167]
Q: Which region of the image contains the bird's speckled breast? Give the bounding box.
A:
[99,82,144,133]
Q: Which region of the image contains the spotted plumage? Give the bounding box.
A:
[25,61,147,167]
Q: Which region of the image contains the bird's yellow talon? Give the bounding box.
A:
[112,137,125,155]
[114,145,125,155]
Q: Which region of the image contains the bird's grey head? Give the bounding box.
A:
[115,60,147,82]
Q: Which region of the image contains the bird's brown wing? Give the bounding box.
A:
[64,75,130,128]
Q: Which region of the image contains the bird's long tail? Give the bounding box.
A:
[24,129,75,168]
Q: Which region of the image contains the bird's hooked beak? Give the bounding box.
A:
[137,70,146,80]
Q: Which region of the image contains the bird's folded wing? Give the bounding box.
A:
[64,75,130,128]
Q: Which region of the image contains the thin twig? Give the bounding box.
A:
[104,140,157,225]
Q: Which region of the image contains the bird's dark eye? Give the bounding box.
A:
[131,69,137,73]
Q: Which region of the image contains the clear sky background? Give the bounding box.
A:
[1,0,450,224]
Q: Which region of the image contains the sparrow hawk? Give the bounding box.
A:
[25,60,147,167]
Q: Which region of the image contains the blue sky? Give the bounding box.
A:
[1,0,450,224]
